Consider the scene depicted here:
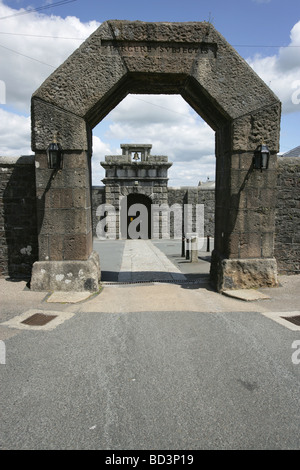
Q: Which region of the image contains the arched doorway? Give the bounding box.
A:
[30,20,280,292]
[123,193,152,240]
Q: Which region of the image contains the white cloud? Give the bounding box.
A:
[0,1,99,112]
[247,20,300,114]
[91,135,114,185]
[1,2,299,187]
[104,95,215,162]
[83,68,216,186]
[0,108,31,155]
[0,1,99,162]
[92,94,216,187]
[108,94,196,126]
[168,158,216,187]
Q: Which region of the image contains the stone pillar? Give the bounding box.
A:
[34,151,93,261]
[210,107,280,291]
[30,99,100,291]
[31,150,100,291]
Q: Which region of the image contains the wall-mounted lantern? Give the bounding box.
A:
[47,134,63,170]
[253,143,270,171]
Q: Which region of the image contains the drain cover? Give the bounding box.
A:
[281,315,300,326]
[21,313,57,326]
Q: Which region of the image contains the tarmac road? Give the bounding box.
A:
[1,240,300,450]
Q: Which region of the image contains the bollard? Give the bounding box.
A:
[185,238,190,260]
[207,235,210,252]
[181,236,185,257]
[190,236,198,263]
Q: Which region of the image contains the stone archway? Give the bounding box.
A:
[30,20,281,292]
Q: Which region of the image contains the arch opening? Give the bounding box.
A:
[90,93,216,285]
[124,193,152,240]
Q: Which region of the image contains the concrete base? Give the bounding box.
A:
[222,289,270,301]
[30,251,101,292]
[210,251,278,292]
[46,291,95,303]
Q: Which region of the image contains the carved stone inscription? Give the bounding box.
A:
[102,41,217,58]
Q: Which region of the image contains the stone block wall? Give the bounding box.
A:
[168,186,215,238]
[0,156,38,278]
[34,151,93,262]
[275,157,300,274]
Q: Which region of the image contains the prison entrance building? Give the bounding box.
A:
[101,144,170,239]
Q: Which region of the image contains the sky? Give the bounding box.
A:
[0,0,300,187]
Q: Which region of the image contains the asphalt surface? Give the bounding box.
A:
[1,239,300,450]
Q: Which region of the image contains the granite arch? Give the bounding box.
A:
[31,20,281,292]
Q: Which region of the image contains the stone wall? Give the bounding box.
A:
[0,156,38,279]
[275,157,300,274]
[168,186,215,238]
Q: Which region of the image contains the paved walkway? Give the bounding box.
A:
[118,239,187,282]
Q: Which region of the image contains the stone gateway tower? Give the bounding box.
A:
[101,144,172,239]
[30,20,281,293]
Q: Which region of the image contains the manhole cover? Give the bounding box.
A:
[21,313,57,326]
[281,315,300,326]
